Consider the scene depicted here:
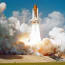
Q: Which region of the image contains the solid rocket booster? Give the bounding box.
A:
[32,4,38,20]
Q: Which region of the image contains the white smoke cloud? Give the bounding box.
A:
[0,17,12,51]
[0,16,22,51]
[12,9,31,24]
[0,8,65,54]
[40,11,65,38]
[49,27,65,52]
[0,9,31,53]
[12,9,31,33]
[20,23,31,33]
[0,17,9,36]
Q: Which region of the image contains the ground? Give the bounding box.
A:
[0,55,65,63]
[0,55,55,63]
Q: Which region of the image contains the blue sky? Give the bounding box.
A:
[1,0,65,17]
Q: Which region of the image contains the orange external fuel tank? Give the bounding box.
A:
[33,4,37,17]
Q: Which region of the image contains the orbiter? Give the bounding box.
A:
[32,4,39,24]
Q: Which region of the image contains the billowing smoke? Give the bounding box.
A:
[0,5,65,56]
[8,17,20,35]
[38,27,65,56]
[37,38,55,56]
[0,9,32,55]
[12,9,31,24]
[0,2,6,13]
[40,11,65,38]
[49,27,65,52]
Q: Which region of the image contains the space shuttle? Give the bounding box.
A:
[32,4,38,19]
[32,4,39,24]
[30,3,41,47]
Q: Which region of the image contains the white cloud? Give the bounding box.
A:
[20,23,31,33]
[40,11,65,38]
[8,17,20,36]
[49,27,65,52]
[12,9,31,24]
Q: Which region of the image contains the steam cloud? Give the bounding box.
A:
[49,27,65,52]
[0,6,65,55]
[40,11,65,38]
